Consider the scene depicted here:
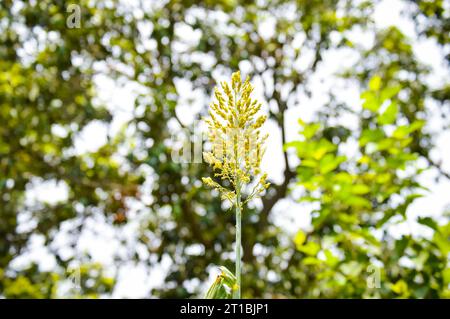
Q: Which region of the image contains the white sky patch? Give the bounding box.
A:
[73,120,109,154]
[434,131,450,173]
[93,73,142,135]
[174,77,206,126]
[374,0,416,38]
[413,37,450,89]
[9,234,57,272]
[112,263,152,298]
[258,15,276,40]
[113,254,172,298]
[77,218,121,265]
[261,119,284,184]
[175,22,202,48]
[409,168,450,220]
[271,198,314,235]
[25,178,69,205]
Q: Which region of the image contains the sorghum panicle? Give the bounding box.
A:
[202,71,270,206]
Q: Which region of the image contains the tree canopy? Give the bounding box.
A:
[0,0,448,298]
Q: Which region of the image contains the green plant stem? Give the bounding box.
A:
[235,180,242,299]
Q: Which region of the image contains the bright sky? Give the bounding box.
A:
[11,0,450,298]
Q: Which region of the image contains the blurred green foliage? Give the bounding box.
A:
[286,80,449,297]
[0,0,448,298]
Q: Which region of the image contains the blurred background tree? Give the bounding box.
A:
[0,0,448,298]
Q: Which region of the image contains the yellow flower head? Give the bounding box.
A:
[202,71,270,206]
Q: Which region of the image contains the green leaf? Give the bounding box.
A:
[394,236,410,259]
[205,266,237,299]
[324,250,339,267]
[297,241,320,256]
[301,159,318,168]
[392,120,425,139]
[361,91,380,112]
[294,230,307,249]
[377,101,398,125]
[319,154,346,174]
[369,75,382,91]
[392,125,410,139]
[302,123,321,139]
[302,257,321,265]
[345,195,371,208]
[391,280,409,295]
[340,261,363,277]
[351,184,371,195]
[283,140,302,151]
[380,85,401,101]
[443,268,450,285]
[360,128,385,146]
[418,217,439,231]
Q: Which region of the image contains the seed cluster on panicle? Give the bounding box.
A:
[202,71,270,207]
